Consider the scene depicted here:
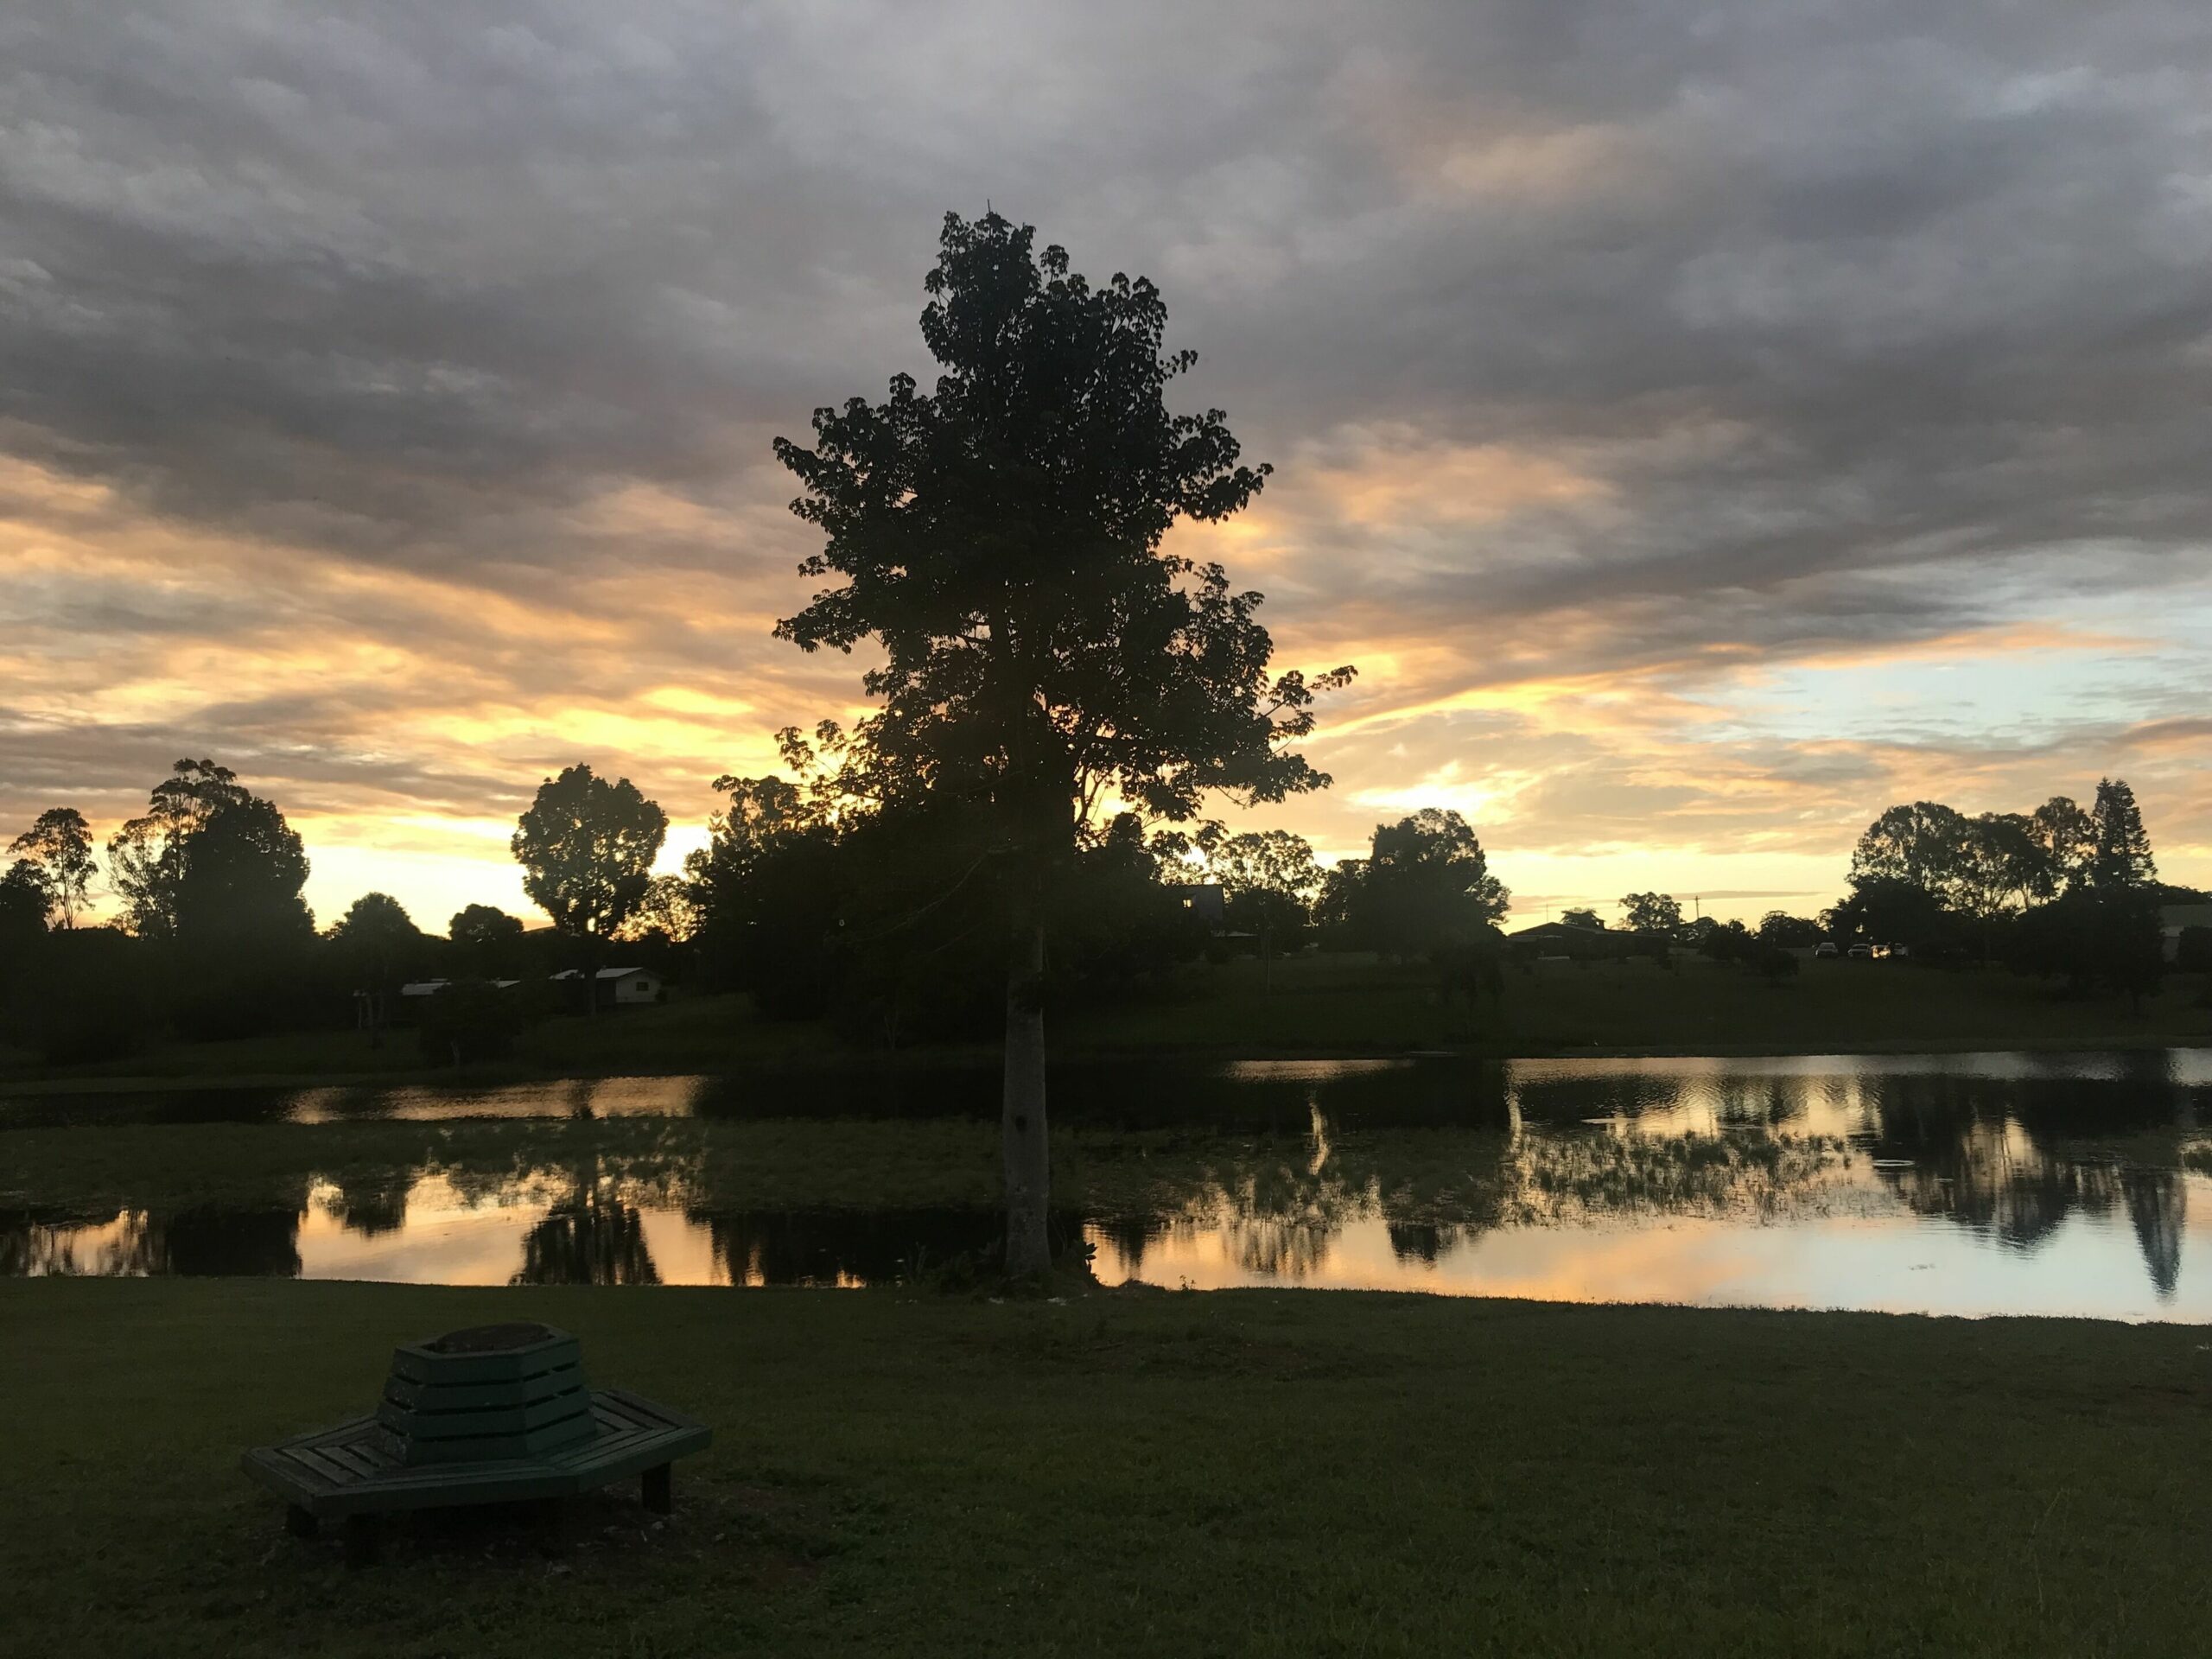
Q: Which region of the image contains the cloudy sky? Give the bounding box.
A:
[3,0,2209,931]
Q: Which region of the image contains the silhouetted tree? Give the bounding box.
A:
[170,794,313,957]
[617,874,702,944]
[1696,918,1756,963]
[1966,811,2046,913]
[1200,827,1322,957]
[1851,801,1977,909]
[1560,907,1605,931]
[1619,893,1683,936]
[9,808,98,929]
[2089,778,2156,891]
[105,760,251,938]
[1350,809,1510,959]
[1755,911,1823,947]
[772,209,1351,1275]
[448,903,527,979]
[1313,858,1367,945]
[512,764,667,1002]
[1821,874,1955,953]
[327,892,429,992]
[2028,796,2097,895]
[0,861,46,952]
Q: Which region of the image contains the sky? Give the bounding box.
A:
[3,0,2209,932]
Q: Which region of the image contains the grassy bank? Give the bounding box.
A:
[4,1278,2207,1656]
[10,952,2208,1091]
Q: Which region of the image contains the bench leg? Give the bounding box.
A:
[285,1504,319,1541]
[343,1514,380,1569]
[643,1463,673,1515]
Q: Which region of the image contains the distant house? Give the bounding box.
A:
[356,978,521,1028]
[1507,920,1611,959]
[1168,883,1227,934]
[550,966,665,1007]
[2159,903,2212,963]
[1507,920,1668,962]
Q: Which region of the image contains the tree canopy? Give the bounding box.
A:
[512,765,668,954]
[1619,893,1683,936]
[9,807,98,929]
[106,759,253,939]
[327,892,429,989]
[772,210,1351,841]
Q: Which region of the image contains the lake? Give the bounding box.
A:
[8,1050,2211,1319]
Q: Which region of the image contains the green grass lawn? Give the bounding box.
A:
[4,1279,2206,1656]
[10,953,2208,1091]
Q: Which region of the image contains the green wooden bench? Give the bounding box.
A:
[242,1322,711,1566]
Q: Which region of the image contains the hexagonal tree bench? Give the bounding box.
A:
[243,1321,711,1566]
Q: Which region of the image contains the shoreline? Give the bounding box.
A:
[6,1029,2209,1096]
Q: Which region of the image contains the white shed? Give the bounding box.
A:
[598,965,664,1006]
[550,966,665,1007]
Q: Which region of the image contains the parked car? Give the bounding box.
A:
[1812,942,1840,959]
[1887,943,1912,960]
[1847,944,1873,960]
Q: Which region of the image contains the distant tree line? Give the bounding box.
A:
[0,757,693,1065]
[1567,779,2194,1007]
[5,755,2198,1068]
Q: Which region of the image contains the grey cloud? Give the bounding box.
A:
[3,0,2210,855]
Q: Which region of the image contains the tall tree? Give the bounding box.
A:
[106,760,251,938]
[773,210,1350,1276]
[2089,778,2157,891]
[9,808,98,929]
[1560,907,1605,931]
[1619,893,1684,936]
[170,793,314,955]
[512,765,667,997]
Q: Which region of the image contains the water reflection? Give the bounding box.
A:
[8,1050,2212,1319]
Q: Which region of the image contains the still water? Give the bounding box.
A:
[9,1051,2212,1320]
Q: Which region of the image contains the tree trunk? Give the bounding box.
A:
[1001,913,1051,1279]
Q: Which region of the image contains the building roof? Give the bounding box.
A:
[550,966,658,981]
[2160,903,2212,931]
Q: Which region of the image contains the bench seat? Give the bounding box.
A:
[243,1387,710,1520]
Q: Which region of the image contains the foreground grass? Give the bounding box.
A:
[4,1279,2208,1657]
[13,954,2209,1091]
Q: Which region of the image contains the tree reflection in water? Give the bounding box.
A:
[0,1205,304,1276]
[2125,1167,2185,1300]
[5,1052,2209,1306]
[512,1173,662,1286]
[1095,1056,2206,1301]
